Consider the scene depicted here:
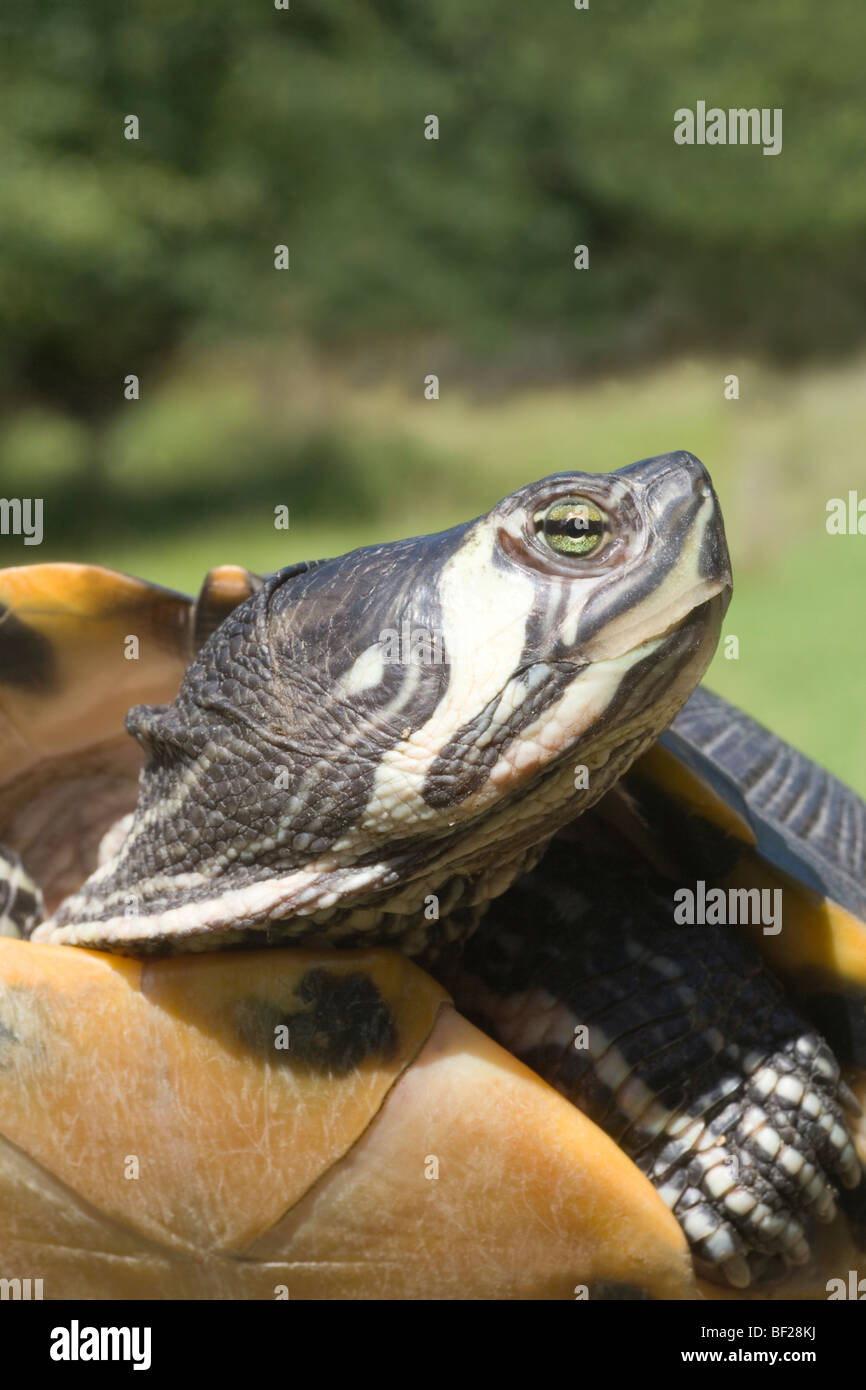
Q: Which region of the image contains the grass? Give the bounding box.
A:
[705,533,866,790]
[8,349,866,794]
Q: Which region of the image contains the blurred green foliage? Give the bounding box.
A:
[3,0,866,418]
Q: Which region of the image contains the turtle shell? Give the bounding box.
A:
[0,563,863,1300]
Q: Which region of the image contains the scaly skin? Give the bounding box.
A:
[14,452,862,1286]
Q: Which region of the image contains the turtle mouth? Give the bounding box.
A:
[645,595,726,649]
[649,589,729,669]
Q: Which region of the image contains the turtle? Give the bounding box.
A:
[1,449,864,1301]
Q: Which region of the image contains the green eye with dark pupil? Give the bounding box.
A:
[540,497,608,557]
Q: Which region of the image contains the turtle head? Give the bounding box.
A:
[38,451,731,955]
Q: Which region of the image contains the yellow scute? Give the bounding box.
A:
[0,938,695,1298]
[0,941,445,1253]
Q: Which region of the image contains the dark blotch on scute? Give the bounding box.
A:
[0,609,56,690]
[235,969,398,1076]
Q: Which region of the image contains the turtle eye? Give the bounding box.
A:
[538,496,609,558]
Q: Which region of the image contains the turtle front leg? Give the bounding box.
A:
[436,837,862,1290]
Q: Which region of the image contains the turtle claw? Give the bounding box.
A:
[814,1191,837,1223]
[838,1079,862,1115]
[783,1237,812,1268]
[719,1254,752,1289]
